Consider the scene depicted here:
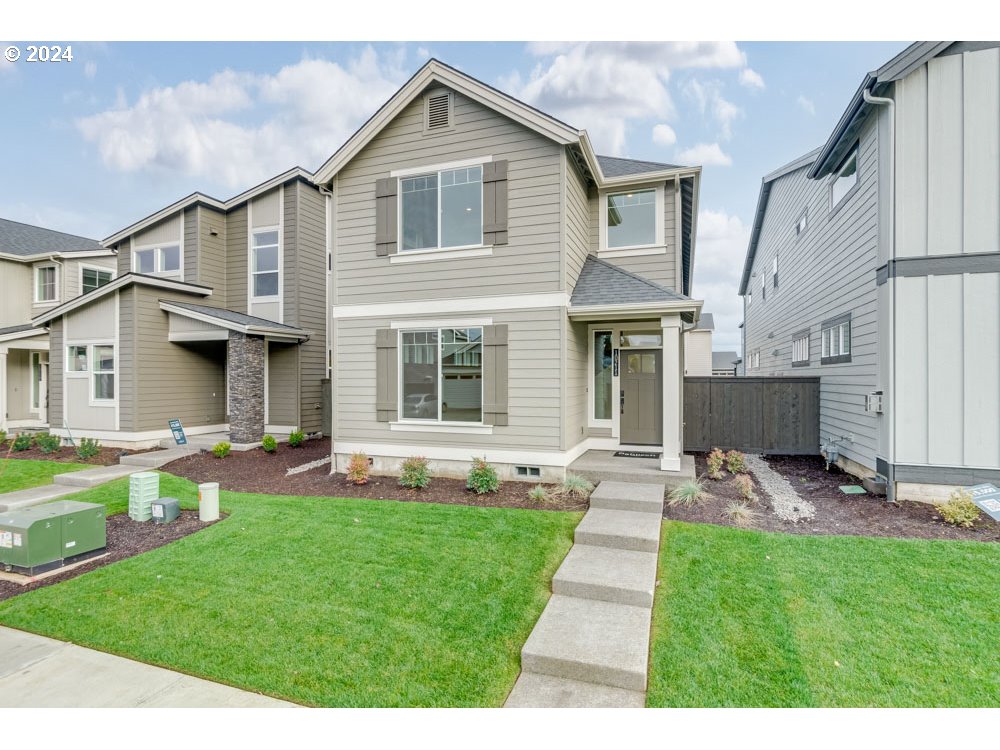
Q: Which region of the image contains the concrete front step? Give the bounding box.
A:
[504,672,645,708]
[589,481,665,515]
[574,508,662,554]
[552,544,659,608]
[0,484,79,512]
[53,464,144,488]
[120,448,198,468]
[520,594,651,691]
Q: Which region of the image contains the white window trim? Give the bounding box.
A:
[395,159,490,255]
[830,147,859,211]
[390,155,492,179]
[65,345,89,376]
[396,325,485,426]
[821,321,851,359]
[792,334,810,364]
[598,184,666,256]
[33,264,60,305]
[89,342,116,407]
[131,239,183,279]
[247,186,285,321]
[79,264,115,295]
[388,245,493,264]
[250,223,282,302]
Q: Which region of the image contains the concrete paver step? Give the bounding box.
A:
[120,448,198,468]
[53,464,143,488]
[504,672,645,708]
[574,508,662,553]
[552,544,659,608]
[0,484,79,512]
[589,481,665,514]
[520,594,651,691]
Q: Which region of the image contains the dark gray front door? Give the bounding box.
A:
[620,349,662,446]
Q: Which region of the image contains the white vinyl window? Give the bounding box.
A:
[772,256,778,288]
[81,266,113,294]
[35,265,58,303]
[821,320,851,362]
[399,327,483,423]
[66,345,88,372]
[747,291,752,307]
[792,334,809,365]
[606,189,656,249]
[795,210,808,236]
[400,165,483,252]
[92,345,115,401]
[831,148,858,209]
[749,350,760,370]
[252,229,280,298]
[133,244,181,276]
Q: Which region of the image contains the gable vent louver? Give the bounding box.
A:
[426,92,451,129]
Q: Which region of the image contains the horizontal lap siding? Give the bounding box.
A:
[225,205,248,314]
[48,320,62,424]
[0,260,31,325]
[183,208,198,284]
[564,318,588,451]
[333,92,563,305]
[743,115,880,471]
[564,154,591,289]
[334,308,563,450]
[118,287,136,431]
[293,183,328,433]
[197,206,227,306]
[267,342,299,426]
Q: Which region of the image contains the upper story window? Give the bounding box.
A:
[134,244,181,277]
[747,290,752,307]
[252,229,280,298]
[772,256,778,288]
[81,267,113,295]
[606,189,656,249]
[795,210,808,237]
[35,265,58,303]
[400,165,483,252]
[821,314,852,365]
[830,147,858,209]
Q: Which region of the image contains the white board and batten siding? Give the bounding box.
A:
[743,114,881,472]
[891,47,1000,471]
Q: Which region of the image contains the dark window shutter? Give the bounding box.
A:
[375,177,398,257]
[482,324,509,426]
[482,160,509,246]
[375,328,398,421]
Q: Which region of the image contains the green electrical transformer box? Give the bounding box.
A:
[0,501,106,575]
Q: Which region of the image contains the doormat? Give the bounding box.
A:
[614,451,661,459]
[839,485,867,495]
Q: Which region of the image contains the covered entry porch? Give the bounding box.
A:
[0,325,50,432]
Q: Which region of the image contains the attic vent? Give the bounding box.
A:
[426,91,452,130]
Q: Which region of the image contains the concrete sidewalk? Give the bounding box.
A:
[0,627,297,707]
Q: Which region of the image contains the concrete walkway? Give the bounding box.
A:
[505,480,664,708]
[0,627,297,707]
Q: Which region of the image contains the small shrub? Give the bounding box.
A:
[668,478,708,507]
[725,450,748,475]
[399,456,431,489]
[561,473,595,499]
[935,489,981,528]
[34,432,62,454]
[76,437,101,460]
[528,484,549,503]
[212,441,231,459]
[261,434,278,453]
[467,456,500,494]
[346,452,370,485]
[12,433,31,452]
[732,474,757,503]
[706,448,726,480]
[725,501,757,527]
[288,429,305,448]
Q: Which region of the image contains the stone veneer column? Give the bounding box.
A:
[227,331,265,444]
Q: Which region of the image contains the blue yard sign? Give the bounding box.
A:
[965,483,1000,522]
[168,419,187,446]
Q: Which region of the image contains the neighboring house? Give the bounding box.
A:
[740,41,1000,502]
[0,218,116,432]
[683,312,713,375]
[31,169,327,447]
[314,59,702,480]
[711,351,739,377]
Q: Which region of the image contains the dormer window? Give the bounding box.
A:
[425,90,453,131]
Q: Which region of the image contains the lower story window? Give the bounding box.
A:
[792,332,810,365]
[821,316,851,364]
[401,327,482,423]
[749,350,760,370]
[93,345,115,400]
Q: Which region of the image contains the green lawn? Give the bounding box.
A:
[0,473,578,707]
[0,458,92,493]
[648,521,1000,707]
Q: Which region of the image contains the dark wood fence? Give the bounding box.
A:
[683,376,820,455]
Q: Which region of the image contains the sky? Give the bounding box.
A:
[0,40,908,351]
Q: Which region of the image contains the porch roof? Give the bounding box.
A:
[159,300,310,342]
[0,324,47,344]
[568,256,701,320]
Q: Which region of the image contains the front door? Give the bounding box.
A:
[620,349,662,446]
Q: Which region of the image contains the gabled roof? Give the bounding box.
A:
[712,351,740,370]
[159,300,309,341]
[569,255,693,311]
[739,147,821,295]
[596,155,685,178]
[692,312,714,331]
[0,323,47,343]
[0,217,109,260]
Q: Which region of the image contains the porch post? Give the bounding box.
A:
[227,331,265,445]
[660,314,682,472]
[0,346,7,433]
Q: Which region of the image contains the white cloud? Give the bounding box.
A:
[652,123,677,147]
[677,142,732,167]
[503,42,746,155]
[684,78,742,139]
[691,209,751,351]
[739,68,765,89]
[84,60,97,80]
[797,95,816,116]
[75,46,407,189]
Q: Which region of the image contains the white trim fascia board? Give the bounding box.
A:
[168,330,229,343]
[314,62,579,184]
[599,167,702,188]
[389,246,492,264]
[390,317,492,329]
[568,299,702,319]
[159,302,308,340]
[0,249,115,263]
[31,274,212,326]
[390,155,493,178]
[597,246,667,260]
[50,423,229,442]
[226,167,313,211]
[332,291,569,320]
[0,328,48,344]
[389,422,494,435]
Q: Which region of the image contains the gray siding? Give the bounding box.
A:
[564,152,591,291]
[292,182,328,433]
[118,286,137,431]
[743,114,881,471]
[48,319,62,426]
[0,259,32,326]
[226,204,248,314]
[116,241,130,276]
[197,206,227,306]
[332,90,564,306]
[283,185,297,326]
[564,318,589,451]
[4,349,31,421]
[183,208,198,285]
[267,341,299,426]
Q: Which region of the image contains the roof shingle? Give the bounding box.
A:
[0,218,104,256]
[570,256,689,307]
[596,155,684,178]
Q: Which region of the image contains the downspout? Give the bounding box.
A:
[863,87,895,501]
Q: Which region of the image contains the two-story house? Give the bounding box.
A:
[1,218,116,432]
[740,41,1000,502]
[32,169,327,447]
[314,60,703,480]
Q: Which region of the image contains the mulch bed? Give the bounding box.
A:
[1,444,152,466]
[162,437,587,511]
[665,453,999,543]
[0,511,221,602]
